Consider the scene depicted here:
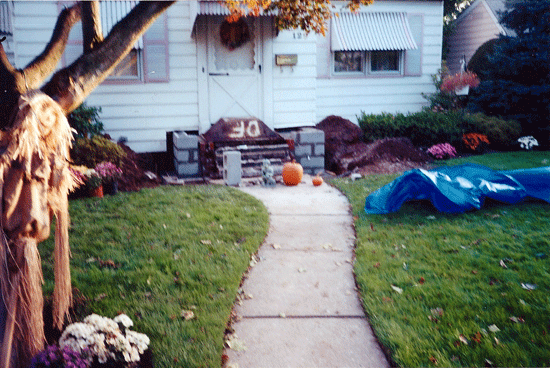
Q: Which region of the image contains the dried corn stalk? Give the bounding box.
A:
[0,90,78,368]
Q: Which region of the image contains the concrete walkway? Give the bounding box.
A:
[223,175,390,368]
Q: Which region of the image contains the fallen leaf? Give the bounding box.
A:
[509,316,524,323]
[429,356,438,365]
[521,283,537,290]
[419,277,425,284]
[370,223,375,231]
[181,310,195,320]
[373,262,381,268]
[488,324,500,333]
[225,334,247,352]
[391,285,403,294]
[95,293,107,302]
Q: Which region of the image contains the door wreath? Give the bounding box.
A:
[220,18,251,50]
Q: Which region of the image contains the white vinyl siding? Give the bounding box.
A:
[316,0,443,125]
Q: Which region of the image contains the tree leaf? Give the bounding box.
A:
[391,285,403,294]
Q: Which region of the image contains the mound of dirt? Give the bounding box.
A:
[118,144,162,192]
[315,115,432,175]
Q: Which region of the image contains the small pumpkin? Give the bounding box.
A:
[282,160,303,186]
[312,175,323,186]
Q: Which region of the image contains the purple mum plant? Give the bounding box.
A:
[30,345,89,368]
[427,143,457,160]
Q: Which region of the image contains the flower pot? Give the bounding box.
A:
[455,85,469,95]
[90,185,104,198]
[104,180,119,195]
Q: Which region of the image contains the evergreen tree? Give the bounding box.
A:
[467,0,550,142]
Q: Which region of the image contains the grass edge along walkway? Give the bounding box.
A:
[40,185,269,368]
[332,151,550,367]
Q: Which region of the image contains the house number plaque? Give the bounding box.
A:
[276,54,298,66]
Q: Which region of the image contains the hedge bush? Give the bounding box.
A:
[71,135,127,168]
[358,110,522,150]
[462,113,522,150]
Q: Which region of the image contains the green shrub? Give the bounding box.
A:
[68,103,104,138]
[71,135,127,168]
[462,113,522,150]
[357,110,522,150]
[358,112,408,142]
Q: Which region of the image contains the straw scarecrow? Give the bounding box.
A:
[0,90,78,368]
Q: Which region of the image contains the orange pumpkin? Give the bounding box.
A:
[282,160,303,186]
[312,175,323,186]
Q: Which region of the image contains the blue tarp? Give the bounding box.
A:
[364,164,550,214]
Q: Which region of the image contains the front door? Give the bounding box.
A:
[207,16,262,123]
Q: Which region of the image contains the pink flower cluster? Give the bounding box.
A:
[441,71,480,93]
[95,162,123,180]
[427,143,457,160]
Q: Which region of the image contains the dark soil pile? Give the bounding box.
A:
[118,144,162,192]
[315,115,432,175]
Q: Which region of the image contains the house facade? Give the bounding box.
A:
[5,0,443,154]
[446,0,513,75]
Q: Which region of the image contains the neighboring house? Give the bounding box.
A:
[446,0,514,75]
[6,0,443,154]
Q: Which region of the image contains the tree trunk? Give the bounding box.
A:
[42,1,175,115]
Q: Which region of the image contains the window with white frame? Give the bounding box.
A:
[333,50,402,75]
[329,11,418,78]
[62,1,169,83]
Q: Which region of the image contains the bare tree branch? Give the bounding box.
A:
[42,1,175,114]
[82,1,103,53]
[23,4,82,90]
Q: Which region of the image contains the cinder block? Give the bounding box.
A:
[176,162,199,177]
[173,131,199,150]
[294,144,312,157]
[174,149,189,163]
[223,151,241,186]
[299,156,324,169]
[314,144,325,156]
[298,129,324,144]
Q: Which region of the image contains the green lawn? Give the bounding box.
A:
[40,185,269,368]
[332,151,550,367]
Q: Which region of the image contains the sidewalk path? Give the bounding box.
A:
[224,175,390,368]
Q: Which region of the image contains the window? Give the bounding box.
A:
[371,51,400,73]
[333,50,403,75]
[62,1,168,83]
[334,51,364,73]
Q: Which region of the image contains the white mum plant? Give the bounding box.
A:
[59,313,150,365]
[518,136,539,150]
